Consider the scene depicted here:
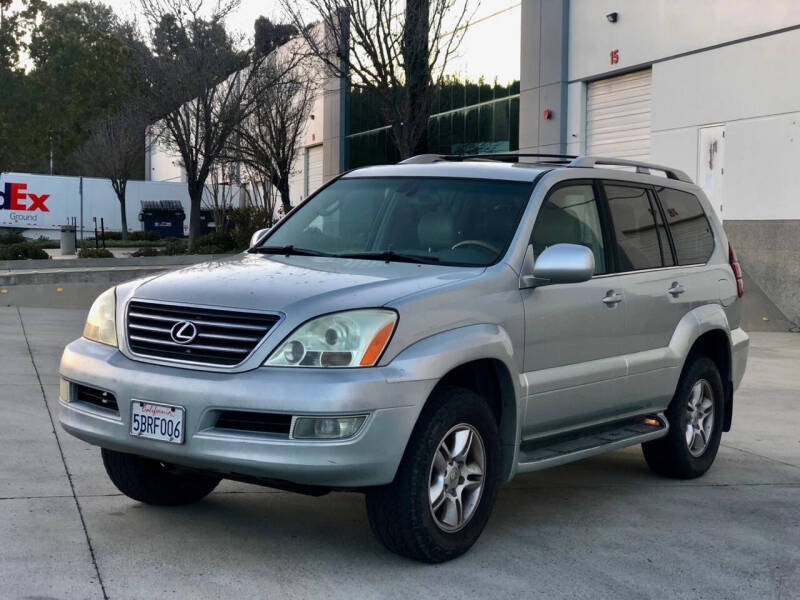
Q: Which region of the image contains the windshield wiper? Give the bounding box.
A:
[336,251,440,264]
[250,245,333,257]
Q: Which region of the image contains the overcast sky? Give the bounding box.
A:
[39,0,521,84]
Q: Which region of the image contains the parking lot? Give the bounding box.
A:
[2,305,799,599]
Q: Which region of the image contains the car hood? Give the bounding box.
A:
[132,252,484,314]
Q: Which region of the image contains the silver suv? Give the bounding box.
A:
[59,154,749,563]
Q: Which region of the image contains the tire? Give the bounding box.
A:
[365,386,500,563]
[101,448,221,506]
[642,354,724,479]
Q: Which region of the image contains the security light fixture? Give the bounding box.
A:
[606,12,618,23]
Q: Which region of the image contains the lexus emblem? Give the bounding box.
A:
[170,321,198,344]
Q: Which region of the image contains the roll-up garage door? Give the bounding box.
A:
[586,69,652,160]
[305,144,324,196]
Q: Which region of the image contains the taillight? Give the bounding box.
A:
[729,242,743,297]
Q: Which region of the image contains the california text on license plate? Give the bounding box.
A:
[130,400,185,444]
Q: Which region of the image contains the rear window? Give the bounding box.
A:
[656,187,714,265]
[604,184,670,271]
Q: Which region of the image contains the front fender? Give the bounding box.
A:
[385,323,523,482]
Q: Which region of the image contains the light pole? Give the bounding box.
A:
[48,128,55,175]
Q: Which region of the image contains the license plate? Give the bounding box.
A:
[130,400,184,444]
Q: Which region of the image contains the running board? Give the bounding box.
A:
[516,414,669,473]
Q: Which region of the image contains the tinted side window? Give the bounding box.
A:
[604,184,666,271]
[531,184,607,275]
[650,191,675,267]
[656,187,714,264]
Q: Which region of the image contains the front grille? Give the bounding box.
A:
[75,384,118,413]
[215,411,292,435]
[126,300,280,366]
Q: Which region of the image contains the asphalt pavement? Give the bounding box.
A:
[1,306,798,599]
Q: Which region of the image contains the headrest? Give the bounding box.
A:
[417,211,454,250]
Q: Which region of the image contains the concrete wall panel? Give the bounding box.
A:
[568,0,800,81]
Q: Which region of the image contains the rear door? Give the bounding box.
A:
[602,182,714,412]
[522,181,628,438]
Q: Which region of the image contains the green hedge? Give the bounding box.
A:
[0,232,27,245]
[78,247,114,258]
[0,242,51,260]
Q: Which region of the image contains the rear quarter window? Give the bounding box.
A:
[656,187,714,265]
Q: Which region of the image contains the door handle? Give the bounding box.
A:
[667,282,686,297]
[602,291,623,306]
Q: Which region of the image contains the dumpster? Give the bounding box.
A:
[138,200,185,238]
[199,209,217,236]
[60,224,77,255]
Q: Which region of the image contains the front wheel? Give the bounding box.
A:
[642,354,724,479]
[102,448,221,505]
[366,386,500,563]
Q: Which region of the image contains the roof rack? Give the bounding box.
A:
[568,156,693,183]
[399,152,577,164]
[398,152,694,183]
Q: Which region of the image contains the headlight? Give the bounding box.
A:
[83,287,118,347]
[264,309,397,368]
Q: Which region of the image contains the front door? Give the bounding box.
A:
[522,181,628,439]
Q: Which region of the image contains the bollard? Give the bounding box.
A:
[60,224,77,255]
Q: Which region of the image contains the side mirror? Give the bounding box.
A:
[520,243,595,288]
[249,227,270,248]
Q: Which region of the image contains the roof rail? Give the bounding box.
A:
[569,156,693,183]
[399,152,577,165]
[398,154,448,164]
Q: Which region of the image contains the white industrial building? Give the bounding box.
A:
[519,0,800,324]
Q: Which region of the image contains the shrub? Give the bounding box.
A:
[0,232,26,245]
[78,248,114,258]
[0,242,51,260]
[129,230,160,242]
[131,247,160,257]
[226,205,275,249]
[191,231,236,253]
[161,239,187,255]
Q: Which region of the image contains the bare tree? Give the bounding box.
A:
[139,0,295,250]
[242,163,280,224]
[77,110,151,240]
[202,160,238,233]
[280,0,477,159]
[235,53,317,214]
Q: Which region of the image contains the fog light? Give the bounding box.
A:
[60,378,71,403]
[292,415,366,439]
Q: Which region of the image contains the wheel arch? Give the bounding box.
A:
[671,305,734,431]
[432,358,518,482]
[387,323,523,482]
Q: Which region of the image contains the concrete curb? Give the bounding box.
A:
[0,253,230,272]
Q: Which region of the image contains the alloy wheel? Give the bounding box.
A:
[428,424,486,532]
[684,379,715,457]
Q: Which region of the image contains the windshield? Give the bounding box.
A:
[259,177,532,266]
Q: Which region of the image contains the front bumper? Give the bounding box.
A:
[59,337,435,488]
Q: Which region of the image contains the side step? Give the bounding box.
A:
[517,414,669,473]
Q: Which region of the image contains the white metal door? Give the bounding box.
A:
[304,145,324,197]
[586,69,652,160]
[697,125,725,220]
